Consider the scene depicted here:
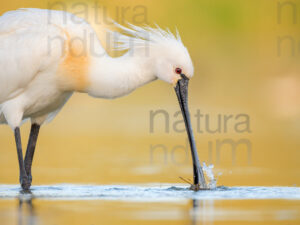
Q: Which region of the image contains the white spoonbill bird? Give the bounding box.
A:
[0,8,207,191]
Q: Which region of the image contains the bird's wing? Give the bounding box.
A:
[0,9,69,103]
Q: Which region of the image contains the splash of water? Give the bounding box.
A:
[202,162,217,189]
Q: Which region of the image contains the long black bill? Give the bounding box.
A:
[174,75,207,189]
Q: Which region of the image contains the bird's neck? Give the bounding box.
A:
[86,53,157,99]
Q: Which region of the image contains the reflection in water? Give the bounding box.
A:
[0,192,296,225]
[190,199,215,225]
[191,200,199,225]
[18,192,36,225]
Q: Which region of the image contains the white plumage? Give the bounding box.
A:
[0,9,100,127]
[0,8,194,129]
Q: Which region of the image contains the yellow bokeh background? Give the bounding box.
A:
[0,0,299,187]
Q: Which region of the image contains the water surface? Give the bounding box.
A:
[0,184,299,225]
[0,184,299,201]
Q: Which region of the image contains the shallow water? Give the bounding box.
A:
[0,184,299,225]
[0,184,299,201]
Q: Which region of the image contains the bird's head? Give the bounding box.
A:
[109,23,194,86]
[153,38,194,86]
[150,34,194,86]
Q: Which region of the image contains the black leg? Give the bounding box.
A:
[14,127,30,190]
[24,124,40,185]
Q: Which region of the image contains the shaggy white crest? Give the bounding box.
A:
[107,22,182,51]
[105,21,194,83]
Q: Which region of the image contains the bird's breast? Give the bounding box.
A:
[57,30,91,92]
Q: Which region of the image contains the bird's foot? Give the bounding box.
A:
[20,176,31,191]
[190,184,210,191]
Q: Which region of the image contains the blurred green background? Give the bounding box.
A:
[0,0,299,187]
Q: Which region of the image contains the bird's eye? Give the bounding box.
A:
[175,68,182,74]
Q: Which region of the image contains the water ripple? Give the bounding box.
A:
[0,184,299,201]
